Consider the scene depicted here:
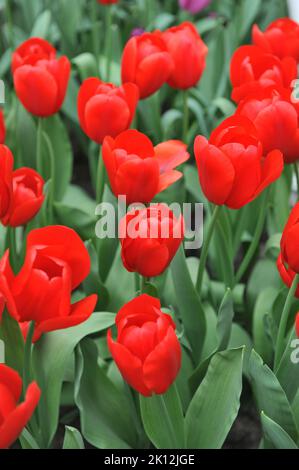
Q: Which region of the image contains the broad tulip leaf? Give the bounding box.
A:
[74,339,139,449]
[276,328,299,403]
[140,384,185,449]
[185,348,244,449]
[261,412,298,450]
[63,426,85,449]
[249,350,298,442]
[217,288,234,351]
[32,312,115,448]
[0,310,24,376]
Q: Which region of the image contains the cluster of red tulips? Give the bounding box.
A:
[1,0,299,450]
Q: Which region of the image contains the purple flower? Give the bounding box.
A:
[131,28,145,38]
[179,0,212,14]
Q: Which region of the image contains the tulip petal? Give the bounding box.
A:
[155,140,189,172]
[254,149,283,199]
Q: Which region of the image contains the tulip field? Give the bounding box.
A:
[1,0,299,455]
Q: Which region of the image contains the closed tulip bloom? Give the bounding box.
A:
[0,364,41,449]
[121,32,173,99]
[230,45,297,103]
[194,115,283,209]
[103,130,189,204]
[78,78,139,144]
[163,22,208,89]
[12,38,71,117]
[179,0,212,14]
[237,92,299,164]
[0,146,13,220]
[253,18,299,62]
[277,202,299,298]
[2,168,44,227]
[120,204,184,277]
[0,226,98,342]
[107,295,181,396]
[0,109,6,144]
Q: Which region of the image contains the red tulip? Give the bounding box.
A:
[97,0,118,3]
[162,22,208,89]
[252,18,299,62]
[237,92,299,164]
[78,78,139,144]
[119,204,184,277]
[0,226,97,342]
[194,115,283,209]
[296,314,299,337]
[0,146,13,220]
[12,38,71,117]
[277,202,299,298]
[0,364,40,449]
[102,130,189,204]
[2,168,44,227]
[121,32,173,99]
[107,294,181,396]
[230,45,297,103]
[0,109,6,144]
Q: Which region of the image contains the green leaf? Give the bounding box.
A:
[276,328,299,403]
[171,246,206,362]
[74,339,138,449]
[217,289,234,351]
[32,312,115,448]
[261,413,298,450]
[252,287,277,365]
[19,428,40,450]
[63,426,85,449]
[0,310,24,376]
[140,384,185,449]
[248,350,298,442]
[31,10,52,38]
[185,348,244,449]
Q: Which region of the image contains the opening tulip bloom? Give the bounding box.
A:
[252,18,299,62]
[121,32,173,99]
[277,202,299,298]
[78,78,139,144]
[119,204,184,277]
[0,109,6,144]
[0,226,98,342]
[0,364,40,449]
[194,115,284,209]
[12,38,71,117]
[179,0,212,14]
[230,45,297,103]
[237,92,299,164]
[162,22,208,90]
[107,294,181,396]
[102,130,189,204]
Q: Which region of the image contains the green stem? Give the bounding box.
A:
[293,163,299,196]
[195,205,221,295]
[23,321,35,394]
[141,276,147,294]
[182,90,189,144]
[92,0,100,71]
[134,273,140,294]
[274,274,299,371]
[235,190,269,284]
[42,131,55,224]
[153,92,162,141]
[96,146,106,203]
[105,5,113,81]
[36,118,44,176]
[6,227,18,273]
[5,0,14,49]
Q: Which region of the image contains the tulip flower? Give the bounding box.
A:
[107,294,181,396]
[102,130,189,204]
[296,314,299,337]
[0,226,98,342]
[2,168,44,227]
[277,202,299,297]
[179,0,212,14]
[230,45,297,103]
[194,115,283,209]
[0,364,41,449]
[121,32,173,99]
[78,78,139,144]
[0,145,13,220]
[119,204,184,277]
[12,38,71,117]
[162,22,208,90]
[237,92,299,164]
[0,109,6,144]
[252,18,299,62]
